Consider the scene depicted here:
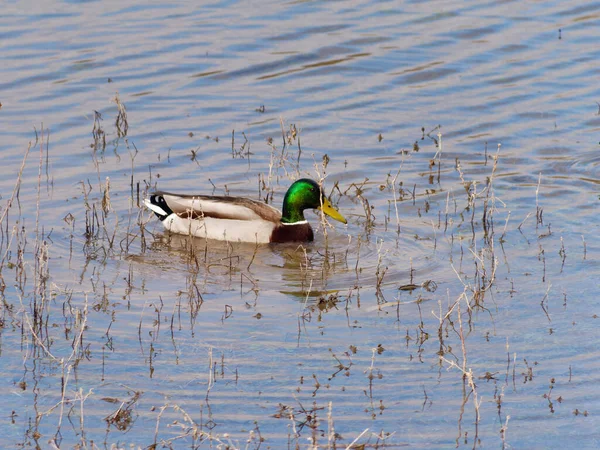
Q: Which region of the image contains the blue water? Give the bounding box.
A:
[1,0,599,448]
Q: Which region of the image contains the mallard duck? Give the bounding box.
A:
[144,178,347,243]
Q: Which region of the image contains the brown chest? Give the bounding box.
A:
[270,223,314,243]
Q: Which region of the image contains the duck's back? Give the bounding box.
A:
[158,192,282,222]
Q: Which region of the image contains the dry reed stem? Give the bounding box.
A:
[344,428,369,450]
[389,164,403,234]
[113,92,129,137]
[206,346,215,400]
[0,141,31,229]
[34,295,90,439]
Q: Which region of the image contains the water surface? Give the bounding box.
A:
[1,0,600,448]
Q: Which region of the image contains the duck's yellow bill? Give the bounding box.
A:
[319,198,347,224]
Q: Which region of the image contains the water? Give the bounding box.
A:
[1,0,600,448]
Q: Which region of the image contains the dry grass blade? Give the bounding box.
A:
[113,92,128,138]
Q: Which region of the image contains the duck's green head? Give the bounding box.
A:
[281,178,347,225]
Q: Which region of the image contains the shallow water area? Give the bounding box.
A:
[1,0,600,449]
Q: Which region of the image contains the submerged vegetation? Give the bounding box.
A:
[0,96,591,449]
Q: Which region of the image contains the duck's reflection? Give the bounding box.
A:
[139,231,352,303]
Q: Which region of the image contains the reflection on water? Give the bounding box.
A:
[1,0,600,448]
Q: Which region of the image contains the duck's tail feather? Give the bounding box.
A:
[144,195,173,221]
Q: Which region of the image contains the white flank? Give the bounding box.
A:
[162,215,276,244]
[144,198,168,216]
